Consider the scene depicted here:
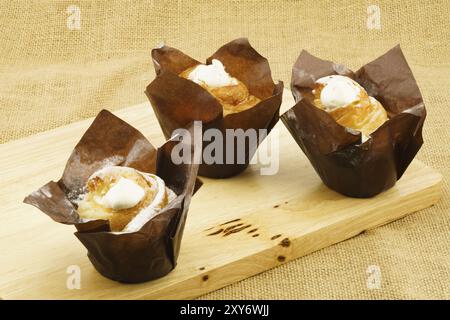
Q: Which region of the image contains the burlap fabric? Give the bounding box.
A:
[0,0,448,299]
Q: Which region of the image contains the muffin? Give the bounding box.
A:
[24,110,201,283]
[146,38,283,178]
[282,45,426,198]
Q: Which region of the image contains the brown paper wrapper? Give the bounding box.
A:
[24,110,201,283]
[281,45,426,198]
[146,38,283,178]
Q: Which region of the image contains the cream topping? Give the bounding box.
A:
[188,59,238,88]
[123,174,176,232]
[99,177,145,210]
[316,75,362,110]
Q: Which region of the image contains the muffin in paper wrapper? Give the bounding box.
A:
[281,45,426,198]
[24,110,201,283]
[146,37,283,178]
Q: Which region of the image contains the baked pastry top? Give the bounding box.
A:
[312,75,388,141]
[76,166,175,232]
[180,59,260,116]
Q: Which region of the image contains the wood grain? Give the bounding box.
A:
[0,89,442,299]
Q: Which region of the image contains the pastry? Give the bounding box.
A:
[146,38,283,178]
[76,166,176,232]
[283,46,426,197]
[312,75,388,141]
[24,110,201,283]
[179,59,261,116]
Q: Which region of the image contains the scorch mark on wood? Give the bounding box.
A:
[279,238,291,247]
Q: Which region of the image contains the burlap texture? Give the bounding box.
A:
[0,0,448,299]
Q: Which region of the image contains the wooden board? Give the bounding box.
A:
[0,89,442,299]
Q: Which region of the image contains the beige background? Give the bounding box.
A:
[0,0,448,299]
